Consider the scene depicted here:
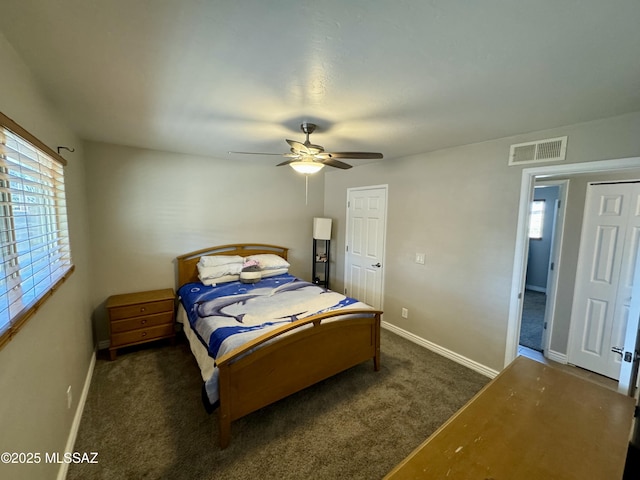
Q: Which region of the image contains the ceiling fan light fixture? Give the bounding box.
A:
[229,122,382,172]
[290,161,324,174]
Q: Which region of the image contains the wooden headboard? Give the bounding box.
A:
[175,243,289,288]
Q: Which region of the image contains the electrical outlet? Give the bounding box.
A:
[415,253,425,265]
[401,308,409,318]
[66,386,72,409]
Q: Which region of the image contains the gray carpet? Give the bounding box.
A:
[520,290,546,352]
[68,329,488,480]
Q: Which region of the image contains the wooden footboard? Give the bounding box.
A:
[216,308,382,448]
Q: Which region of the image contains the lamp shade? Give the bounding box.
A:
[313,217,332,240]
[290,161,324,174]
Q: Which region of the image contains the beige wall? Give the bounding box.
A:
[84,141,325,343]
[0,34,93,480]
[324,112,640,372]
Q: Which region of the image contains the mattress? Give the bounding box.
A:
[176,304,215,382]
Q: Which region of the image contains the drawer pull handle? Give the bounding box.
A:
[141,319,147,325]
[140,307,146,312]
[142,332,147,337]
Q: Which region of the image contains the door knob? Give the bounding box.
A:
[371,263,381,268]
[611,346,624,356]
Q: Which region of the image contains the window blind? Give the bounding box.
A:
[0,115,73,347]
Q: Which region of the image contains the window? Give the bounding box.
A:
[0,112,73,349]
[529,200,545,240]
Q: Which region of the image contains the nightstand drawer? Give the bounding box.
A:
[109,299,174,320]
[110,323,175,348]
[110,311,174,334]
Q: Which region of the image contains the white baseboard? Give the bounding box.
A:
[382,321,499,379]
[546,349,568,364]
[57,350,96,480]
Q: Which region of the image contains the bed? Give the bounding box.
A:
[175,243,383,448]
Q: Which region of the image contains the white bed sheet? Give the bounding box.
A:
[177,303,215,382]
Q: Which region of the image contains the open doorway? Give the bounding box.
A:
[506,157,640,388]
[519,185,561,354]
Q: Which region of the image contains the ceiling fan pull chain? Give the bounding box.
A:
[305,174,309,205]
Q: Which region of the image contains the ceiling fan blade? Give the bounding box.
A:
[286,139,311,154]
[305,143,324,154]
[228,151,283,156]
[321,158,352,169]
[325,152,384,159]
[276,159,295,167]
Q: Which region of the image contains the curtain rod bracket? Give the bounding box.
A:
[57,146,75,154]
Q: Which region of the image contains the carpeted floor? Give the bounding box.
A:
[520,290,546,352]
[67,329,488,480]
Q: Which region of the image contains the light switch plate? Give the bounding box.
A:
[415,253,425,265]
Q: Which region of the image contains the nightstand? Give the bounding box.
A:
[106,288,175,360]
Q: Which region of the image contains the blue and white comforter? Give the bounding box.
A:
[178,274,369,406]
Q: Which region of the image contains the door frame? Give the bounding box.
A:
[344,184,388,311]
[529,180,568,355]
[505,156,640,368]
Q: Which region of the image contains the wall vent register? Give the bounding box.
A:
[509,136,567,166]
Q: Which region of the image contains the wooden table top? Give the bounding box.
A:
[385,356,635,480]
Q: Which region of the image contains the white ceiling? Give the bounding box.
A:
[1,0,639,166]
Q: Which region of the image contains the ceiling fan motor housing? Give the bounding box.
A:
[301,122,317,135]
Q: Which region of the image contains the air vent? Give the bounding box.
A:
[508,136,567,166]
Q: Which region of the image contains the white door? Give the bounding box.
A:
[568,182,640,379]
[619,243,640,395]
[344,186,387,309]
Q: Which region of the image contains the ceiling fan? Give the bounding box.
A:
[230,122,383,174]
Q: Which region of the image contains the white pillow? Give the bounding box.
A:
[246,254,290,270]
[197,262,243,280]
[201,274,240,286]
[199,255,244,267]
[260,267,289,278]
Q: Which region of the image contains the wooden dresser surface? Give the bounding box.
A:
[385,356,635,480]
